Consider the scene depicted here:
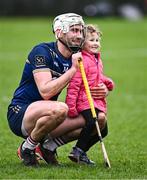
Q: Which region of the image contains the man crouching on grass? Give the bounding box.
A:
[7,13,109,167]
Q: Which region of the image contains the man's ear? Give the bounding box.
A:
[55,29,62,39]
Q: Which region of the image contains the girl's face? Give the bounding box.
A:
[83,32,100,54]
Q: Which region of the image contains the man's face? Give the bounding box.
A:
[61,24,85,48]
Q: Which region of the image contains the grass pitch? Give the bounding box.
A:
[0,17,147,179]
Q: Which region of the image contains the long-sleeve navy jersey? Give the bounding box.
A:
[10,42,72,105]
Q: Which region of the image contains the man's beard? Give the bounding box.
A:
[60,37,83,53]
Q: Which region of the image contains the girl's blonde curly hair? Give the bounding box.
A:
[85,24,102,39]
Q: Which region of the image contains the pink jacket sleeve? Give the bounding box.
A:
[102,76,114,91]
[65,69,83,117]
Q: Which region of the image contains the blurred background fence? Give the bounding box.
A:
[0,0,147,19]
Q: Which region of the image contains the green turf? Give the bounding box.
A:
[0,17,147,179]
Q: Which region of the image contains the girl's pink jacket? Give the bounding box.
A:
[65,50,114,117]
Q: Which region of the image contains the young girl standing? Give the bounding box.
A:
[66,24,114,165]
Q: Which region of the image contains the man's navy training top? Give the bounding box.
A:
[10,42,72,105]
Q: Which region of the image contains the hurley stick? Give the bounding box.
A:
[78,57,111,168]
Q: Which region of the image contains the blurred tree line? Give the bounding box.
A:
[0,0,146,16]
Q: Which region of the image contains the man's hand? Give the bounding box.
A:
[71,52,82,70]
[90,83,109,99]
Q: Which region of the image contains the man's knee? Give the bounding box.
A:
[53,102,68,124]
[39,102,68,126]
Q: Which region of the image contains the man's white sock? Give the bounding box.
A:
[43,137,65,152]
[22,136,38,150]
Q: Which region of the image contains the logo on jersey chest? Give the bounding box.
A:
[53,60,69,73]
